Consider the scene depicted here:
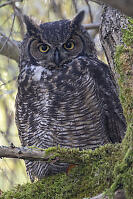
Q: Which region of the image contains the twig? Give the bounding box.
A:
[0,145,55,162]
[0,76,17,87]
[50,0,65,19]
[89,0,103,4]
[0,0,22,8]
[12,4,25,38]
[72,0,78,13]
[85,0,93,23]
[84,23,100,30]
[0,13,15,53]
[1,14,12,26]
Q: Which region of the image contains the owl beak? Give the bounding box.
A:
[54,49,61,66]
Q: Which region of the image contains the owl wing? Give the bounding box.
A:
[15,94,29,147]
[87,56,126,143]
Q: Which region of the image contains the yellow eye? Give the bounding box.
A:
[64,41,75,50]
[39,44,50,53]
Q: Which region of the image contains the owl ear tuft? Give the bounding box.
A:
[71,10,85,29]
[23,15,40,36]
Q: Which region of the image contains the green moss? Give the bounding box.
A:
[1,144,122,199]
[122,18,133,46]
[115,45,133,124]
[109,146,133,199]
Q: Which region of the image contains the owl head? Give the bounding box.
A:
[20,11,96,69]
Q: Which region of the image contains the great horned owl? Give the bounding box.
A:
[16,11,126,182]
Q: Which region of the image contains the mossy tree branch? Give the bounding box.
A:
[0,144,122,165]
[1,143,125,199]
[0,145,86,164]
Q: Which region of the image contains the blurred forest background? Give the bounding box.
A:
[0,0,107,191]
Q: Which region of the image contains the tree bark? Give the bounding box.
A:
[90,0,133,17]
[0,145,52,162]
[0,34,20,62]
[100,6,128,74]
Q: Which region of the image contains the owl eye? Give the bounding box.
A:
[38,44,50,53]
[63,41,75,50]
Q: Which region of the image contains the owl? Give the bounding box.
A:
[15,11,126,182]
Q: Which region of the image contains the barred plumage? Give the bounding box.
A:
[16,11,126,182]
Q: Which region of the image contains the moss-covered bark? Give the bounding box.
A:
[1,15,133,199]
[0,144,123,199]
[108,18,133,199]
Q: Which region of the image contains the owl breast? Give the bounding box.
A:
[16,56,108,152]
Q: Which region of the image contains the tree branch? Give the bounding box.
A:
[0,144,121,164]
[85,0,93,23]
[0,145,55,162]
[0,33,20,62]
[0,0,23,9]
[84,23,100,30]
[0,145,127,199]
[13,5,25,38]
[90,0,133,16]
[0,145,81,164]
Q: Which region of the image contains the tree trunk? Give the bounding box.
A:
[100,6,128,74]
